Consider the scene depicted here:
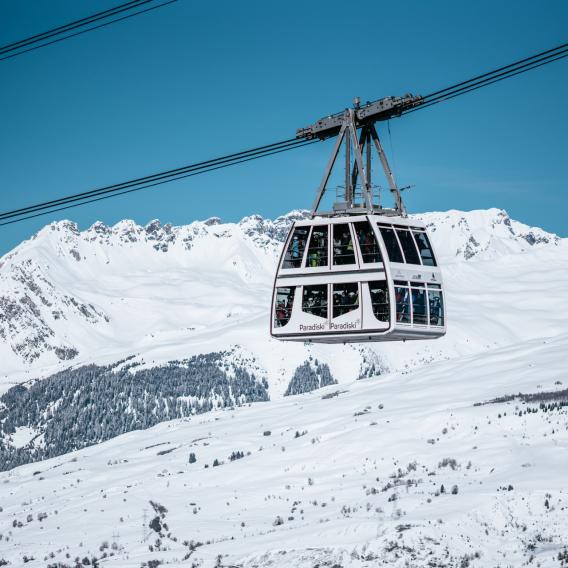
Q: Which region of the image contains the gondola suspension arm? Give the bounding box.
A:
[298,95,421,217]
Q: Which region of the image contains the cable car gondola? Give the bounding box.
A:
[270,96,446,343]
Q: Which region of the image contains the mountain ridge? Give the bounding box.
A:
[0,208,564,388]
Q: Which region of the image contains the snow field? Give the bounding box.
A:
[0,333,567,566]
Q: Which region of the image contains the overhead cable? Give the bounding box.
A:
[0,0,177,62]
[1,42,567,226]
[0,139,315,226]
[403,42,568,114]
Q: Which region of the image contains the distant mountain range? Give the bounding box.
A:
[0,208,561,386]
[0,208,567,567]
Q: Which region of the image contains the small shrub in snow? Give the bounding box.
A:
[438,457,459,470]
[149,517,162,533]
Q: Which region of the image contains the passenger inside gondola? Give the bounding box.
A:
[306,226,328,267]
[395,285,410,323]
[283,228,308,268]
[302,285,328,318]
[413,231,437,266]
[332,283,359,317]
[333,224,355,265]
[428,288,444,326]
[369,281,389,322]
[412,286,427,325]
[274,287,295,327]
[355,221,381,263]
[275,301,287,326]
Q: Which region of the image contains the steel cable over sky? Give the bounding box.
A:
[0,138,313,225]
[0,0,177,62]
[1,41,566,226]
[0,139,318,227]
[402,41,568,115]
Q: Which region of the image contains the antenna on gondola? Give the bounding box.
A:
[296,94,422,218]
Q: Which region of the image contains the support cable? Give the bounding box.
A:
[422,42,568,101]
[403,43,568,115]
[0,138,303,221]
[1,42,567,226]
[0,0,177,62]
[0,140,317,227]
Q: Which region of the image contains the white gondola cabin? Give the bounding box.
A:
[271,214,445,343]
[271,94,446,343]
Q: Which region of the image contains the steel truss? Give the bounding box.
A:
[296,94,422,218]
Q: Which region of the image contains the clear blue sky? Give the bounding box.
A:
[0,0,566,256]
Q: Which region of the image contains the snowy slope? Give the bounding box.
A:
[0,208,567,566]
[0,208,565,397]
[0,332,567,567]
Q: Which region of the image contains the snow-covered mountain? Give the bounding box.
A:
[0,208,567,567]
[0,207,563,391]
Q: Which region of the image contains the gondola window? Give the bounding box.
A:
[369,281,389,322]
[411,284,427,325]
[396,229,421,265]
[413,231,437,266]
[379,226,404,263]
[306,225,328,267]
[274,287,295,328]
[332,283,359,318]
[302,285,328,318]
[282,227,309,268]
[394,282,411,323]
[428,286,444,326]
[333,224,356,265]
[354,221,382,263]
